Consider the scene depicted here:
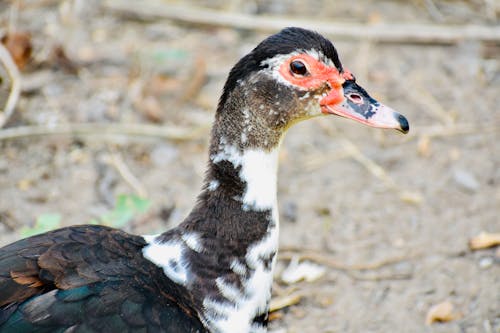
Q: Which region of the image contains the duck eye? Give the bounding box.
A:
[290,60,308,76]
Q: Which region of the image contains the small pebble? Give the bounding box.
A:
[453,169,480,192]
[425,300,456,325]
[478,257,493,269]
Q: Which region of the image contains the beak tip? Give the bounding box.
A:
[396,113,409,134]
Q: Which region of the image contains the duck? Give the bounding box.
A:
[0,27,409,333]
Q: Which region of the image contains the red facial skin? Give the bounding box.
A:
[278,53,345,108]
[278,54,408,133]
[341,68,354,81]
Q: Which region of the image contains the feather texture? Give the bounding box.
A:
[0,225,206,332]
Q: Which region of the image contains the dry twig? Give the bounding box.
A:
[104,0,500,44]
[269,292,303,313]
[278,249,420,272]
[0,123,210,142]
[0,42,21,128]
[404,76,455,125]
[318,122,423,204]
[339,137,399,189]
[107,147,148,198]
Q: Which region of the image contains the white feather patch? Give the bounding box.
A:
[208,179,220,191]
[230,259,248,276]
[215,277,242,301]
[142,237,189,285]
[240,149,279,211]
[211,137,279,212]
[181,232,203,253]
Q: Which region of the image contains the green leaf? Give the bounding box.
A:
[20,213,62,237]
[151,49,188,62]
[18,195,151,238]
[37,213,62,229]
[129,195,151,213]
[100,194,151,228]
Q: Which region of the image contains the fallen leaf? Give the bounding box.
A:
[425,301,457,325]
[1,31,32,70]
[469,232,500,250]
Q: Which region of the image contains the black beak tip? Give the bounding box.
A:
[396,114,409,134]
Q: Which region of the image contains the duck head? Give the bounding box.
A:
[213,27,408,150]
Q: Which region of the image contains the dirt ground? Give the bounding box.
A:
[0,1,499,332]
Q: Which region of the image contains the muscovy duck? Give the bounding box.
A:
[0,27,408,333]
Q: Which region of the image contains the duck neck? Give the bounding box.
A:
[184,130,281,242]
[164,119,283,332]
[182,96,285,241]
[144,105,285,332]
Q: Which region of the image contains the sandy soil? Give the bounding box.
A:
[0,1,499,332]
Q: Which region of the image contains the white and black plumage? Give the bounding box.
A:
[0,27,409,333]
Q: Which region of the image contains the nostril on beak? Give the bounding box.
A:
[348,93,363,104]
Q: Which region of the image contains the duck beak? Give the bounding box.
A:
[321,80,409,133]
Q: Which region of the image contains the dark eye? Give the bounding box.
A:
[290,60,308,76]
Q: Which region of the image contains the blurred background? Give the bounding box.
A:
[0,1,499,332]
